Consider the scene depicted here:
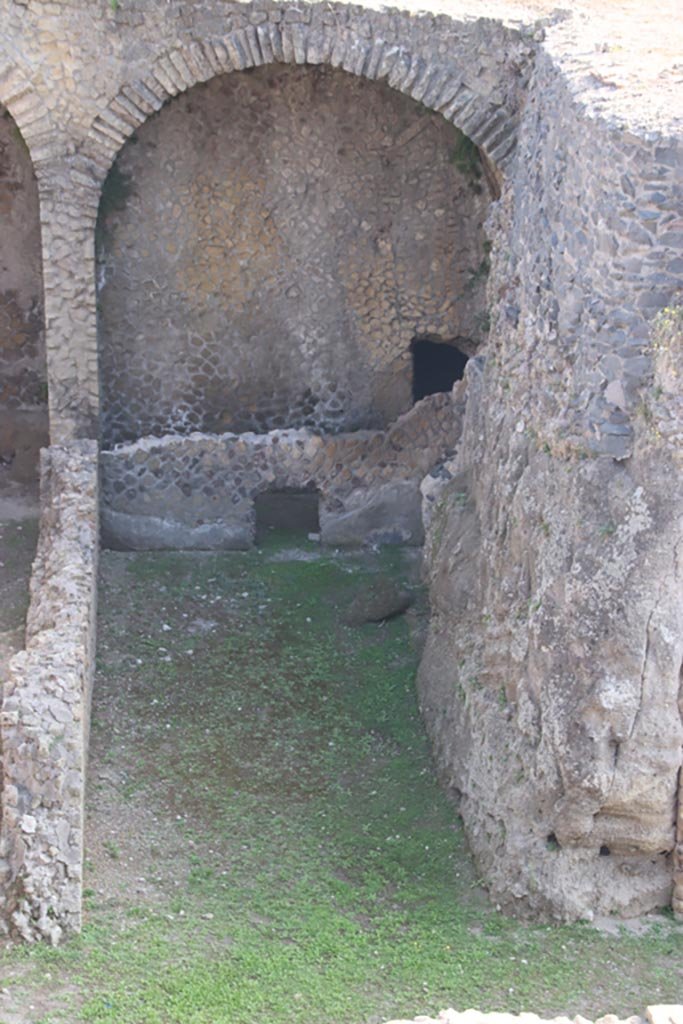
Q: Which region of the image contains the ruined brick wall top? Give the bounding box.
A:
[0,0,537,179]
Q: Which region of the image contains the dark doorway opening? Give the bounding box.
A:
[254,488,320,543]
[411,338,469,402]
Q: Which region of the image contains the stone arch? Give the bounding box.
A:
[81,23,520,187]
[33,7,531,443]
[82,14,527,444]
[95,61,494,445]
[0,56,55,172]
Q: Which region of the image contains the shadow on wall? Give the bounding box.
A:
[0,107,48,482]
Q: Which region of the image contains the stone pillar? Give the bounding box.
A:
[37,167,101,442]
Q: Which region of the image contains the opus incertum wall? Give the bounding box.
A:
[0,0,682,940]
[97,64,490,445]
[0,0,533,444]
[0,441,99,944]
[100,391,465,551]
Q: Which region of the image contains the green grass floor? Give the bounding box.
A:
[1,536,681,1023]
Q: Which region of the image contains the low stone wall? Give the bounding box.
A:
[100,391,463,550]
[0,441,99,943]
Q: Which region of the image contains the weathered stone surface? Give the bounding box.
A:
[321,479,424,547]
[98,63,490,446]
[100,508,253,551]
[417,60,683,918]
[0,108,47,476]
[101,393,460,550]
[646,1008,683,1024]
[0,442,99,942]
[381,1011,673,1024]
[342,576,413,626]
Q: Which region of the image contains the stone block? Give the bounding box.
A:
[321,479,424,546]
[646,1009,683,1024]
[100,508,253,551]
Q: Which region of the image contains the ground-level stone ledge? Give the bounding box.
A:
[0,441,99,944]
[382,1007,683,1024]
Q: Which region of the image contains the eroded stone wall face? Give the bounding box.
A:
[1,0,682,935]
[418,51,683,922]
[0,109,47,480]
[0,442,99,943]
[97,64,490,446]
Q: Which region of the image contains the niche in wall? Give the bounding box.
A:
[97,64,492,448]
[254,488,321,543]
[411,338,469,402]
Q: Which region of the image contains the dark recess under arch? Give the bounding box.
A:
[411,338,469,402]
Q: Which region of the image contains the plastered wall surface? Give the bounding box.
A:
[98,64,489,445]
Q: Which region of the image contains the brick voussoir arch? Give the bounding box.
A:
[0,55,57,170]
[81,20,519,186]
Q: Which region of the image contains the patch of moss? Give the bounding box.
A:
[449,130,483,184]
